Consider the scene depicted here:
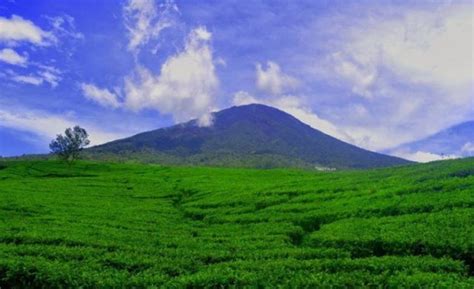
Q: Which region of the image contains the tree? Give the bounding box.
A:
[49,126,90,163]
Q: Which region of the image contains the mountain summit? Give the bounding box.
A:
[88,104,410,169]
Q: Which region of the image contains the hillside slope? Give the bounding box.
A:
[0,158,473,287]
[88,104,409,169]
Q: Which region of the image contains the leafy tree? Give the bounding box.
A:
[49,126,90,163]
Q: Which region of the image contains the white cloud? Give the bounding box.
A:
[5,67,61,88]
[235,60,350,143]
[0,15,54,46]
[307,3,474,151]
[46,14,84,41]
[256,61,299,95]
[194,26,211,41]
[379,8,473,89]
[233,90,259,106]
[37,68,61,88]
[336,6,473,93]
[123,0,178,52]
[197,113,214,127]
[331,52,376,98]
[390,150,458,163]
[124,26,219,124]
[0,48,27,66]
[80,83,121,109]
[11,74,43,86]
[0,107,127,146]
[461,142,474,155]
[273,96,353,143]
[0,14,79,88]
[120,2,219,125]
[336,126,404,152]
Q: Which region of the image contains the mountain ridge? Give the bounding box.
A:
[389,121,474,159]
[87,104,410,169]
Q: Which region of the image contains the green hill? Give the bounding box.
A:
[0,158,473,288]
[87,104,410,169]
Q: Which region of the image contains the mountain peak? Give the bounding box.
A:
[215,103,296,120]
[228,103,275,110]
[89,104,410,169]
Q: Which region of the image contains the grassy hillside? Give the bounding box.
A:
[0,158,473,288]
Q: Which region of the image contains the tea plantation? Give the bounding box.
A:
[0,158,473,288]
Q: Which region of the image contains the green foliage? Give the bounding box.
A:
[0,158,473,288]
[49,126,90,163]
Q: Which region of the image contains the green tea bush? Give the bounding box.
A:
[0,158,473,287]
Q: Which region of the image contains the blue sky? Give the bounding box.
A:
[0,0,473,161]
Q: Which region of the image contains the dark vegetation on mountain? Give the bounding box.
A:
[87,104,410,169]
[0,158,473,287]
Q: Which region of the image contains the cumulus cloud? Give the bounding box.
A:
[331,6,473,94]
[124,26,219,124]
[234,61,351,143]
[0,15,54,46]
[256,61,299,95]
[390,150,458,163]
[232,91,259,106]
[0,14,80,88]
[331,52,376,99]
[80,83,121,108]
[461,142,474,155]
[120,1,219,125]
[0,48,27,66]
[0,107,127,146]
[123,0,178,52]
[307,3,474,151]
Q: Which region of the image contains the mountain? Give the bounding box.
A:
[87,104,410,169]
[390,121,474,159]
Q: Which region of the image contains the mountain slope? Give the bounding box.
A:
[390,121,474,159]
[88,104,410,169]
